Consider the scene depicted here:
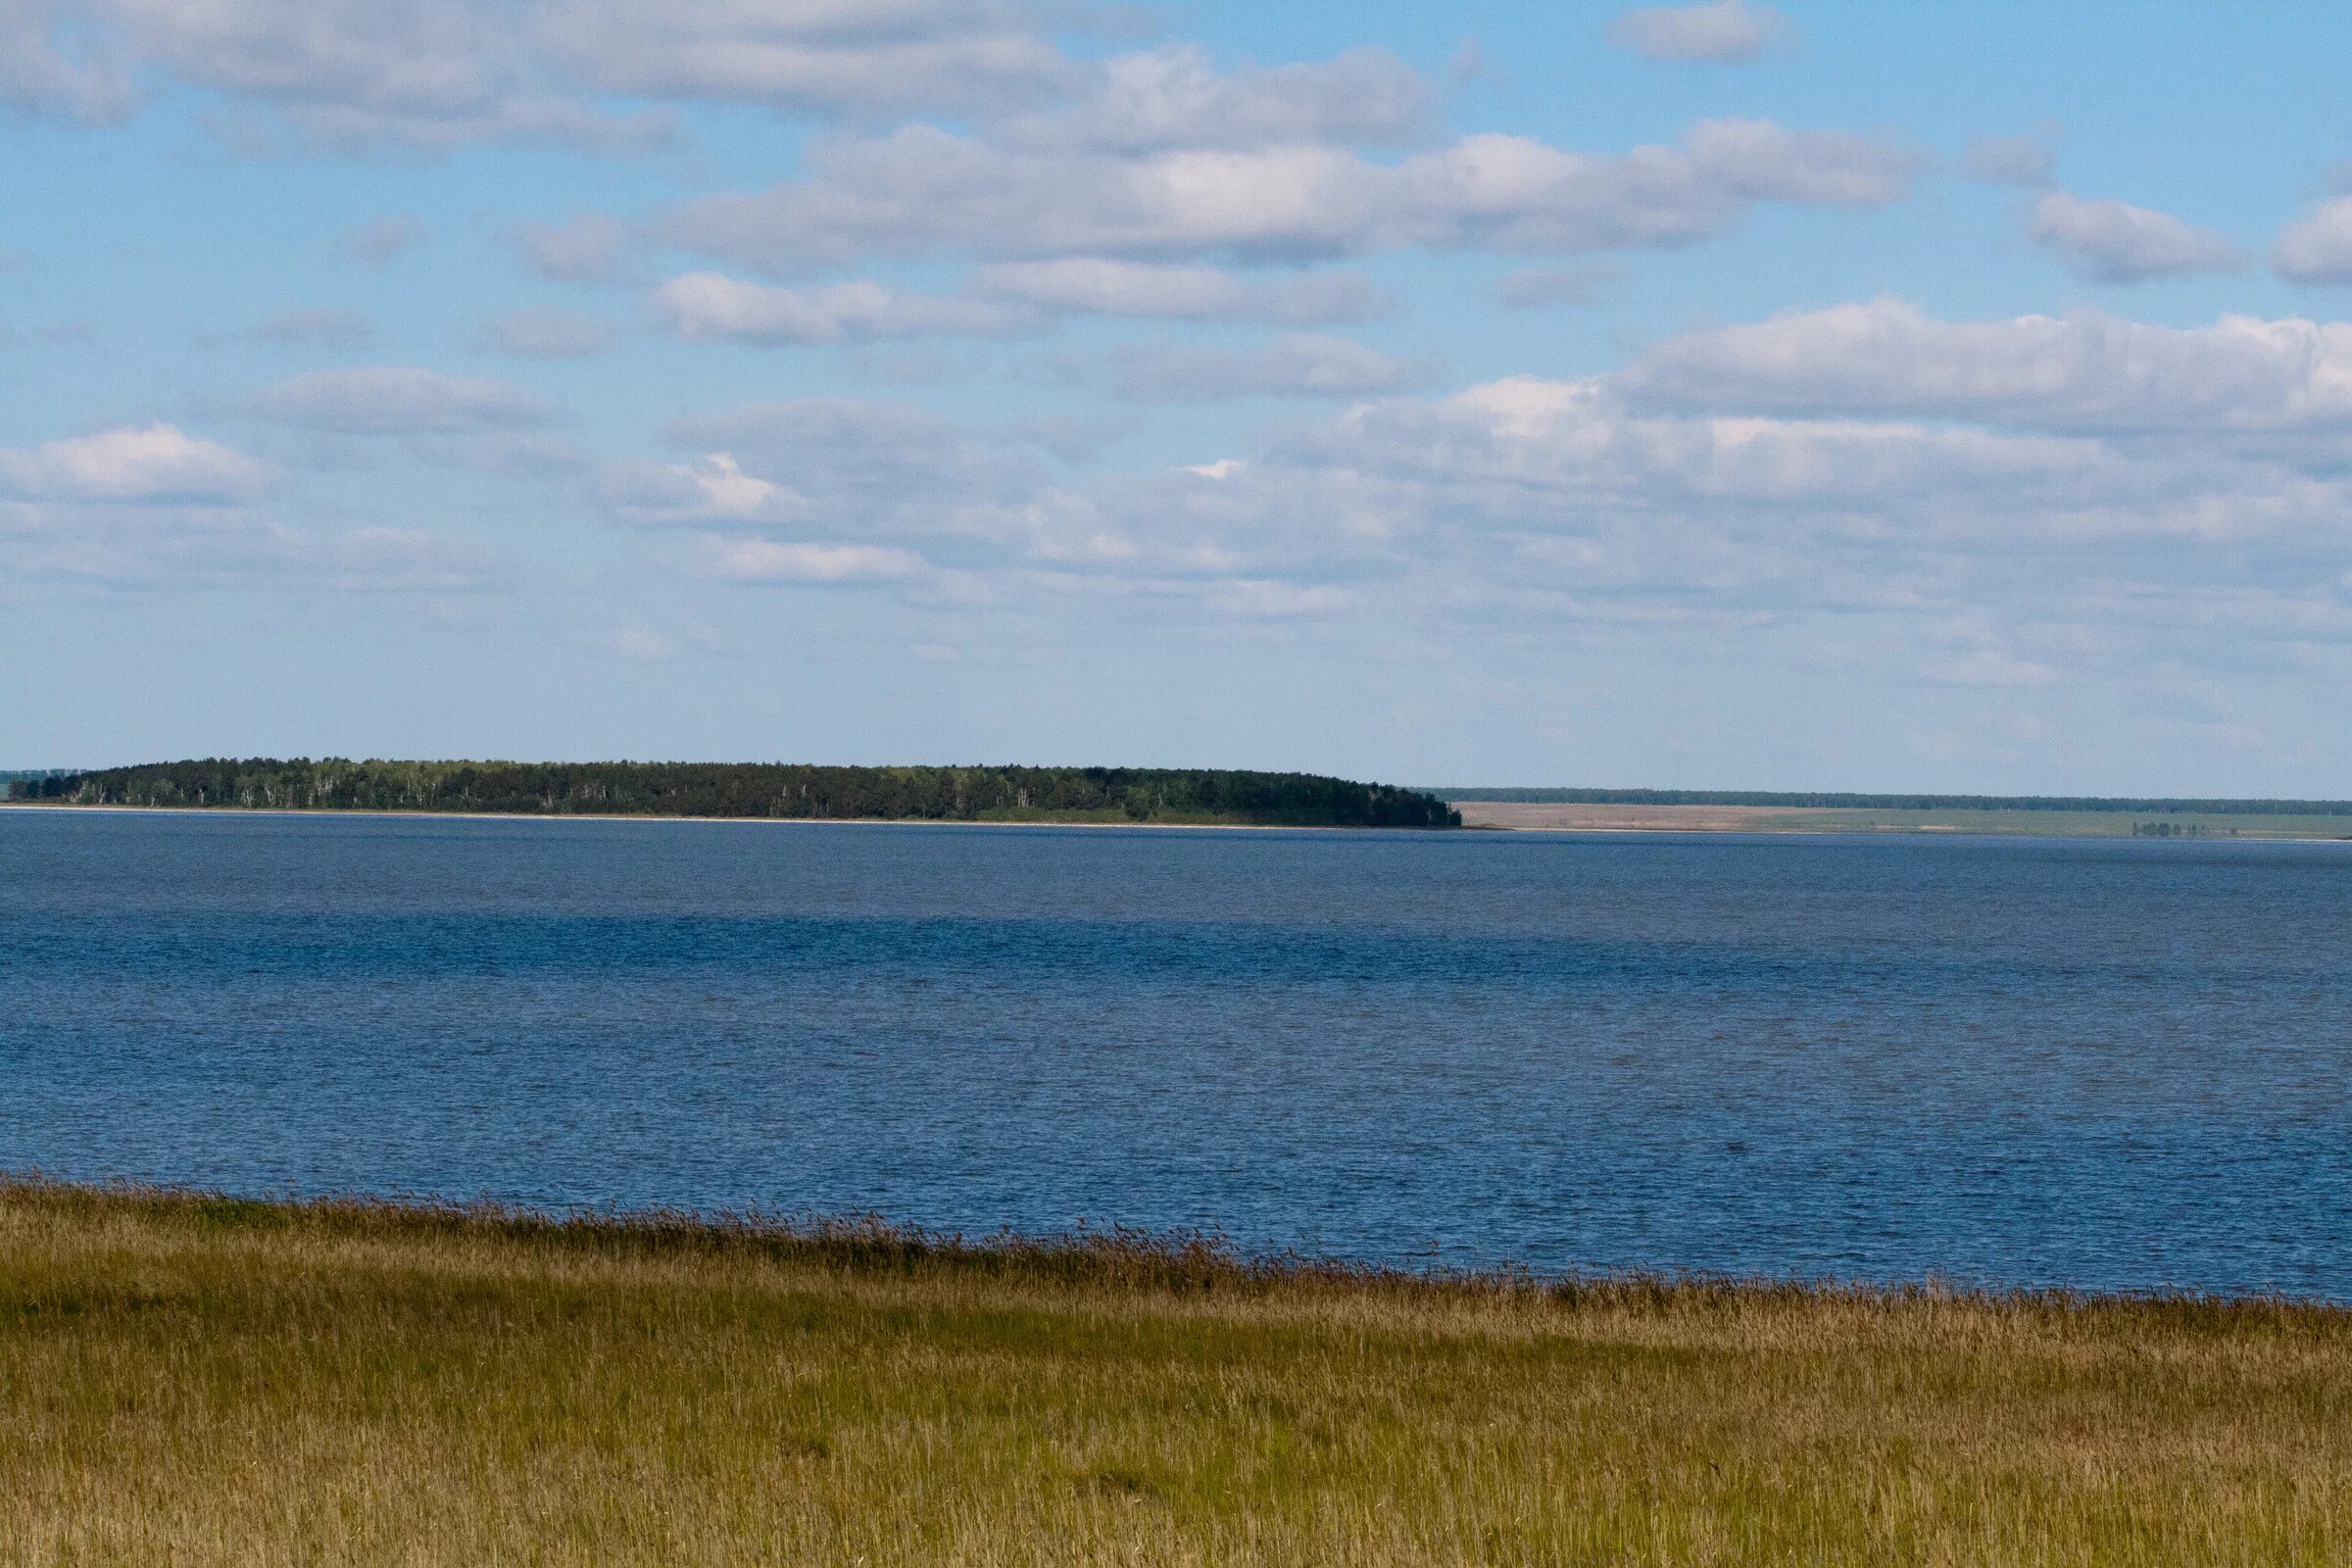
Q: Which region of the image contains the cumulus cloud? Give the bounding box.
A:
[1103,334,1438,403]
[1604,0,1793,63]
[480,307,612,359]
[599,453,808,528]
[662,398,1045,525]
[0,423,276,502]
[1962,134,2055,187]
[1005,43,1427,154]
[255,368,553,432]
[653,272,1031,345]
[2026,190,2246,283]
[2274,196,2352,284]
[1619,300,2352,434]
[971,258,1387,323]
[667,118,1916,270]
[91,0,667,152]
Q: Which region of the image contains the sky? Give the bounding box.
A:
[7,0,2352,792]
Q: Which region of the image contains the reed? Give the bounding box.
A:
[4,1178,2348,1566]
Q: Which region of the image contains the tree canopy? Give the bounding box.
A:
[11,760,1460,828]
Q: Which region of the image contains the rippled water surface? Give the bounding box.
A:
[4,808,2348,1294]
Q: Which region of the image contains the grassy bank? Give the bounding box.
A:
[5,1182,2349,1566]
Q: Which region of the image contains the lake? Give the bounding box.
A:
[3,808,2347,1296]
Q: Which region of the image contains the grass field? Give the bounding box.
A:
[4,1183,2349,1565]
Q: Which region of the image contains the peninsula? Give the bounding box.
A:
[6,759,1460,829]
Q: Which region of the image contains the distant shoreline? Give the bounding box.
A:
[1451,800,2352,840]
[0,802,1311,831]
[12,799,2352,842]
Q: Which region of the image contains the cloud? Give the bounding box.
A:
[1962,134,2055,187]
[660,398,1046,528]
[251,308,372,348]
[480,307,612,359]
[971,258,1387,323]
[1103,334,1439,402]
[1604,0,1793,64]
[599,453,808,527]
[0,0,132,121]
[2274,196,2352,284]
[1619,300,2352,434]
[1494,263,1616,308]
[92,0,666,152]
[667,118,1916,270]
[335,216,424,268]
[2026,190,2246,283]
[652,272,1031,344]
[706,539,924,583]
[255,368,554,433]
[531,0,1075,120]
[1004,43,1427,154]
[0,423,276,503]
[5,513,508,592]
[509,215,628,284]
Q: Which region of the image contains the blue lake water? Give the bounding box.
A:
[3,808,2349,1296]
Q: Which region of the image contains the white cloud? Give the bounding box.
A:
[481,307,612,359]
[92,0,667,152]
[2275,196,2352,285]
[256,368,554,433]
[600,453,808,527]
[1007,44,1427,154]
[531,0,1074,119]
[1619,300,2352,434]
[971,258,1386,323]
[666,118,1916,270]
[2026,190,2245,283]
[0,424,276,503]
[653,272,1031,344]
[1104,334,1438,402]
[1604,0,1793,64]
[708,539,924,582]
[1962,134,2055,187]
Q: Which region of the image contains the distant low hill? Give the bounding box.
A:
[1435,787,2352,817]
[10,759,1459,828]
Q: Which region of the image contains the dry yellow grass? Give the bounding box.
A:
[3,1180,2348,1566]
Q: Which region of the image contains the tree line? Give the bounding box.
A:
[10,759,1461,828]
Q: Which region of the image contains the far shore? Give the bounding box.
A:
[0,802,1310,831]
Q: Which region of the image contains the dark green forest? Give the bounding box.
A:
[9,760,1460,828]
[1434,787,2352,816]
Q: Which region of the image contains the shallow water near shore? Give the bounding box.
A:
[4,809,2348,1296]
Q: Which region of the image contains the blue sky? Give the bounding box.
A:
[8,0,2352,792]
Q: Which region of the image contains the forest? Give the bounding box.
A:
[8,759,1460,828]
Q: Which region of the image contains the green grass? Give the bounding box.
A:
[4,1180,2349,1565]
